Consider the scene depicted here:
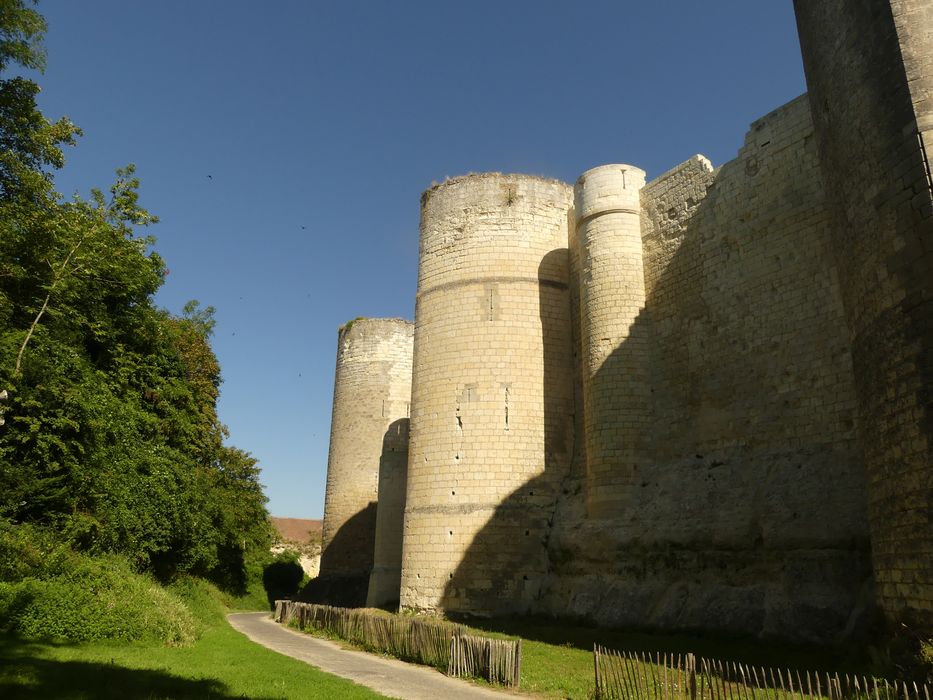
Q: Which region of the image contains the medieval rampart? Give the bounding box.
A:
[313,0,933,642]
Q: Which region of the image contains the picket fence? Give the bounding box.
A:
[273,600,521,687]
[594,645,932,700]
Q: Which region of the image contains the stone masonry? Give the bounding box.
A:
[316,318,413,606]
[314,1,932,643]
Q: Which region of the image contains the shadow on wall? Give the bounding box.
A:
[442,139,876,644]
[367,417,410,610]
[299,501,377,607]
[439,248,575,615]
[303,419,409,609]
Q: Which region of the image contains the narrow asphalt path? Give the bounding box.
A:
[227,612,519,700]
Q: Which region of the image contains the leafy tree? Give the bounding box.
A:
[0,0,272,592]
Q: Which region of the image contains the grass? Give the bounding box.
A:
[286,602,877,699]
[0,606,388,699]
[455,615,874,699]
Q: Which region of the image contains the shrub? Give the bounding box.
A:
[0,552,196,644]
[262,551,304,609]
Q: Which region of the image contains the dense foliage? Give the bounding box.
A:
[0,0,271,597]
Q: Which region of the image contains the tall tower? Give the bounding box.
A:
[573,164,651,518]
[400,173,575,615]
[795,0,933,629]
[317,317,413,605]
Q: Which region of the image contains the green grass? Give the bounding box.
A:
[0,608,388,699]
[455,615,874,699]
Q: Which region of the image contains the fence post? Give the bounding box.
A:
[594,643,601,699]
[687,653,697,700]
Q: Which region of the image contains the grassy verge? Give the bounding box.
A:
[285,604,875,699]
[458,616,872,699]
[0,605,387,699]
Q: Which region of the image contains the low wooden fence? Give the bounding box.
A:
[594,645,932,700]
[449,633,522,687]
[274,600,521,687]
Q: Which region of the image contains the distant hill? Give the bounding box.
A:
[270,517,322,544]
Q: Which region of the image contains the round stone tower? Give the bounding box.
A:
[573,164,650,518]
[401,173,575,615]
[318,317,413,603]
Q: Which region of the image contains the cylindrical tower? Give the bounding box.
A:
[401,173,575,615]
[573,164,650,518]
[366,416,409,608]
[795,0,933,629]
[318,317,413,604]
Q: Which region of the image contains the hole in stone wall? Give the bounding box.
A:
[451,490,456,496]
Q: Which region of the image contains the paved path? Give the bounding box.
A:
[227,612,518,700]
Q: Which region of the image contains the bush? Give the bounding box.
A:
[262,551,305,609]
[0,553,197,644]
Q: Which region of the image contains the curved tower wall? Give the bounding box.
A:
[320,318,414,592]
[573,165,650,518]
[401,173,575,615]
[795,0,933,629]
[366,416,409,608]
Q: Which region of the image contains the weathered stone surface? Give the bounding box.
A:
[316,2,933,643]
[317,318,413,605]
[795,0,933,629]
[401,174,575,616]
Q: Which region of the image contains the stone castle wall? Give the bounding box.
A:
[795,0,933,629]
[542,95,871,643]
[314,1,932,641]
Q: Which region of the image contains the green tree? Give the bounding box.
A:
[0,0,272,592]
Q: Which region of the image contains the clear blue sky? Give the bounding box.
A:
[32,1,806,518]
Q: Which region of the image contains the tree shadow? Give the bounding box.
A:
[0,636,283,700]
[300,501,377,607]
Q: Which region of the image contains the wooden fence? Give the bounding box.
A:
[274,600,521,687]
[594,645,932,700]
[449,633,522,687]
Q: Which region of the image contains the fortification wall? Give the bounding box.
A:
[400,173,575,616]
[543,95,872,643]
[795,0,933,629]
[318,318,413,605]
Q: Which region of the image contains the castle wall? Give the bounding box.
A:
[318,318,413,604]
[573,165,651,518]
[795,0,933,628]
[400,173,575,616]
[543,96,872,643]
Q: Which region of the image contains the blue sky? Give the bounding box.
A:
[32,1,806,518]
